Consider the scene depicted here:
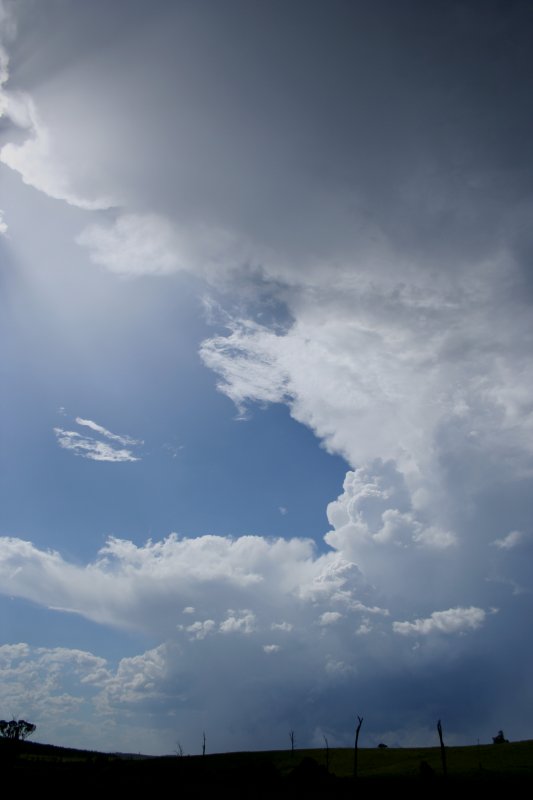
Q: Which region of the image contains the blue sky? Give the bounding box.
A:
[1,0,533,755]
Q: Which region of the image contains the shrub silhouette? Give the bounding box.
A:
[493,730,509,744]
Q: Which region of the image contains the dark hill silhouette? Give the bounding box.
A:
[2,737,533,796]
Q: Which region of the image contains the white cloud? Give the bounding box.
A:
[75,213,249,277]
[392,607,487,636]
[54,416,142,462]
[54,428,140,463]
[0,209,7,235]
[318,611,343,626]
[76,214,182,276]
[183,620,216,640]
[200,249,533,525]
[356,621,372,635]
[75,417,142,447]
[219,610,256,635]
[262,644,280,653]
[94,646,169,716]
[271,621,293,632]
[0,642,110,745]
[0,533,375,636]
[324,463,456,583]
[0,642,30,662]
[492,530,532,550]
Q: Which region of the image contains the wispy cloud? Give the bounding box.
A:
[0,209,7,235]
[75,417,141,447]
[54,417,142,462]
[54,429,139,462]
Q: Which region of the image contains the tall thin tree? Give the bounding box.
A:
[437,719,447,778]
[353,716,363,779]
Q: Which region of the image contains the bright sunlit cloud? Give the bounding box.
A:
[1,93,114,210]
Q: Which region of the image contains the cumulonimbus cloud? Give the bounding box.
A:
[200,261,533,480]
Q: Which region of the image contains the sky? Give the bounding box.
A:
[1,0,533,756]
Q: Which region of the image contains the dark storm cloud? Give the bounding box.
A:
[7,0,533,275]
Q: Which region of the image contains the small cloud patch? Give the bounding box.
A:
[318,611,343,626]
[263,644,280,654]
[492,530,532,550]
[54,416,142,462]
[393,606,487,636]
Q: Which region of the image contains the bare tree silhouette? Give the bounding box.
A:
[353,716,363,779]
[437,719,447,778]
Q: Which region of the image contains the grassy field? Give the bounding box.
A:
[173,739,533,780]
[2,737,532,794]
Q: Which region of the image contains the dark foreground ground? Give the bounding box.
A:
[2,738,532,797]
